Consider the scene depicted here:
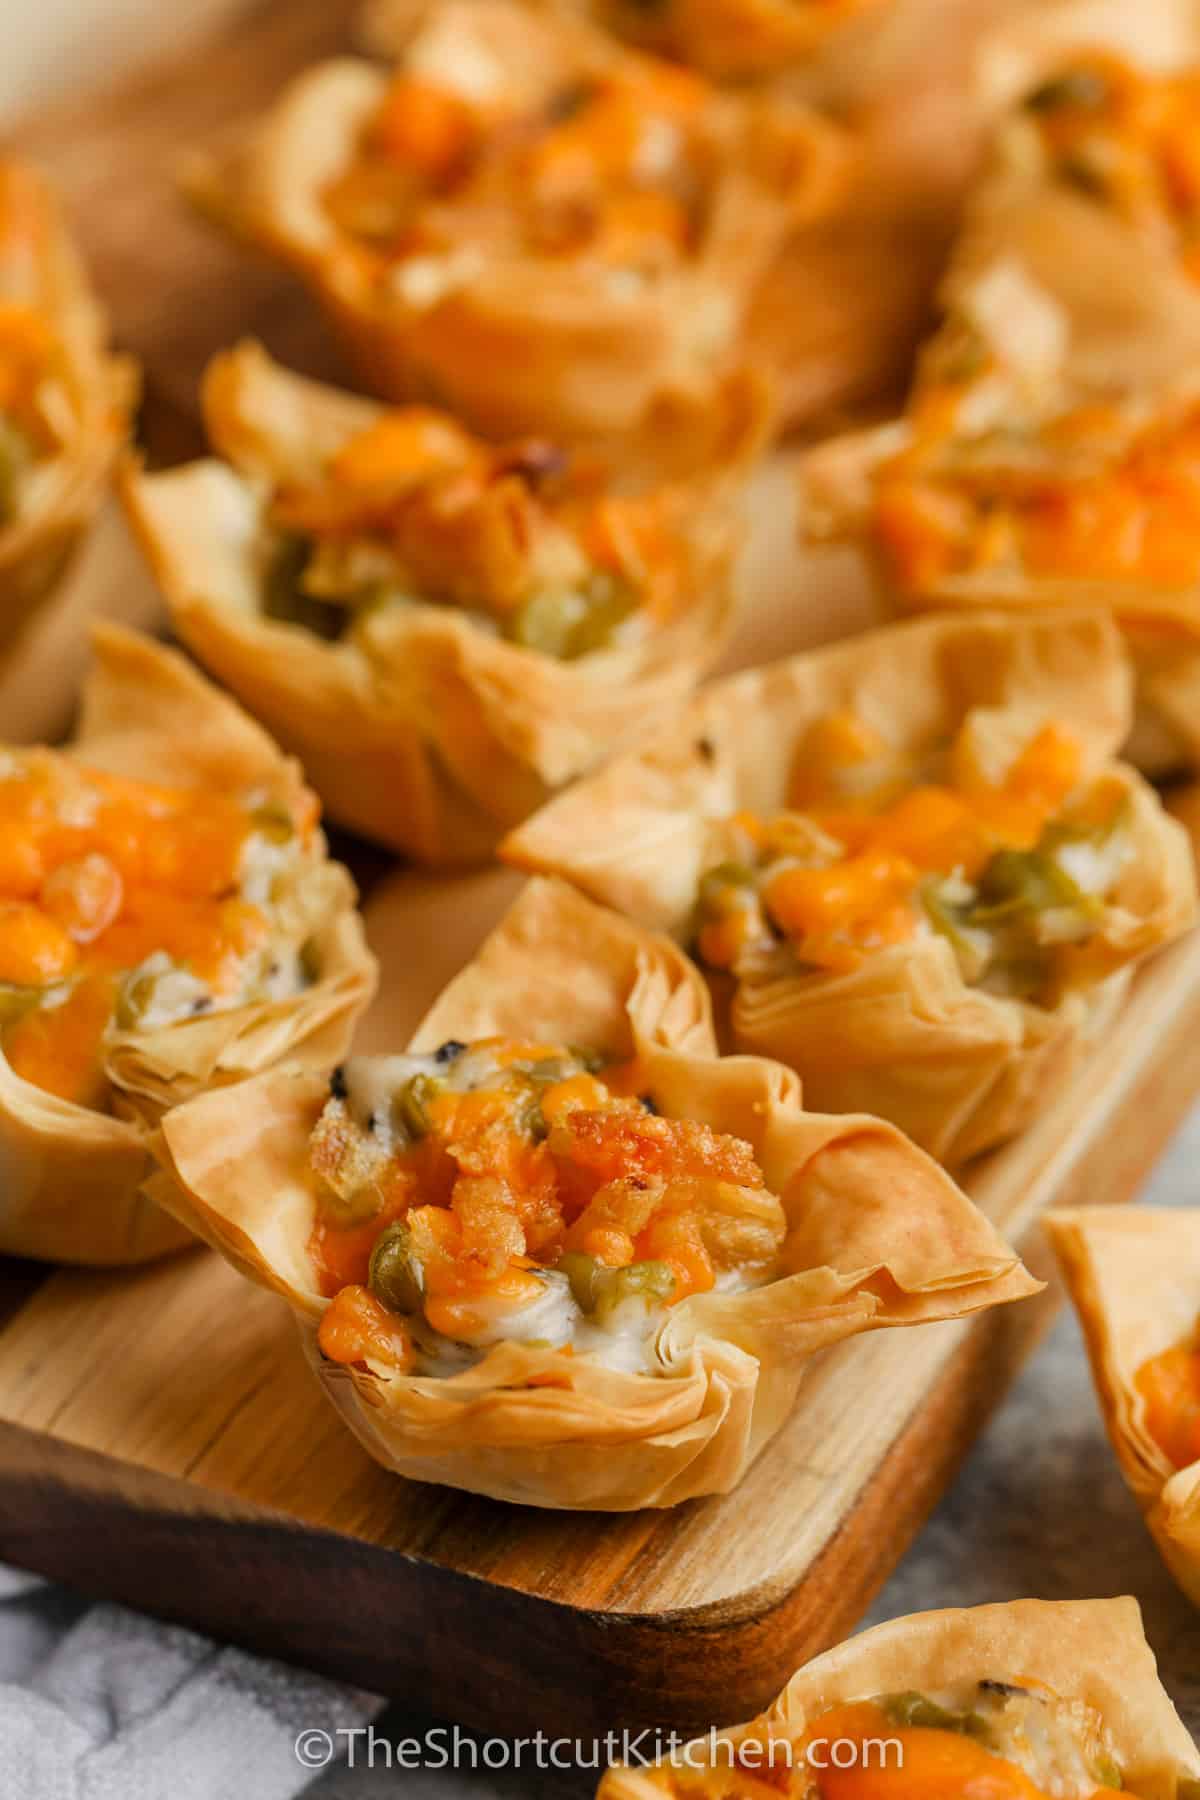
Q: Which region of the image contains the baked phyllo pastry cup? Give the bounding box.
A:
[122,341,754,864]
[366,0,891,89]
[0,160,135,651]
[182,0,842,451]
[1047,1206,1200,1610]
[504,612,1198,1164]
[147,876,1037,1510]
[805,55,1200,779]
[0,624,376,1265]
[598,1597,1200,1799]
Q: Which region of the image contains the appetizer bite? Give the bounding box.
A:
[0,160,134,649]
[806,53,1200,778]
[598,1597,1200,1798]
[354,0,1187,430]
[0,625,375,1265]
[123,341,754,863]
[1048,1207,1200,1609]
[366,0,891,88]
[504,612,1197,1164]
[148,877,1037,1509]
[183,0,841,450]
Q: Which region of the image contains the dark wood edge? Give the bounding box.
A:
[0,1292,1045,1738]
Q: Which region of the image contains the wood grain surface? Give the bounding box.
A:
[1,913,1198,1732]
[0,0,1198,1739]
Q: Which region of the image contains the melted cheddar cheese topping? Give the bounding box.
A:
[694,714,1128,1000]
[875,398,1200,598]
[1136,1318,1200,1471]
[0,168,77,529]
[1026,57,1200,279]
[323,59,708,281]
[868,58,1200,603]
[0,750,317,1108]
[790,1687,1131,1800]
[312,1037,785,1378]
[639,1682,1139,1798]
[260,403,689,658]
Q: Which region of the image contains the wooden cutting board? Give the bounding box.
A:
[2,917,1200,1734]
[1,0,1200,1740]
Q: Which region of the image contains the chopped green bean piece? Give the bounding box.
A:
[250,802,294,844]
[558,1252,675,1323]
[510,577,637,661]
[369,1221,425,1315]
[114,968,157,1030]
[969,845,1100,926]
[1025,68,1111,112]
[263,535,346,641]
[393,1072,441,1141]
[879,1693,987,1738]
[698,863,756,913]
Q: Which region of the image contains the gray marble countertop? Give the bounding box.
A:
[4,1108,1198,1799]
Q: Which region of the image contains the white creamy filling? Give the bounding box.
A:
[388,247,484,310]
[112,820,309,1033]
[1051,831,1128,896]
[339,1044,502,1151]
[408,1272,668,1377]
[886,1682,1120,1798]
[406,1259,766,1379]
[333,1052,772,1379]
[118,940,306,1033]
[604,268,648,302]
[405,34,510,105]
[632,115,685,183]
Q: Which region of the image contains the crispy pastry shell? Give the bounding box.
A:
[1047,1206,1200,1609]
[365,0,892,87]
[122,341,754,864]
[183,1,842,450]
[147,876,1037,1510]
[0,160,136,652]
[754,0,1200,427]
[0,625,376,1265]
[599,1597,1200,1799]
[805,79,1200,777]
[504,611,1198,1163]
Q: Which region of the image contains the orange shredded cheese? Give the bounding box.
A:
[0,752,309,1106]
[306,1038,782,1369]
[1135,1323,1200,1471]
[697,715,1085,978]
